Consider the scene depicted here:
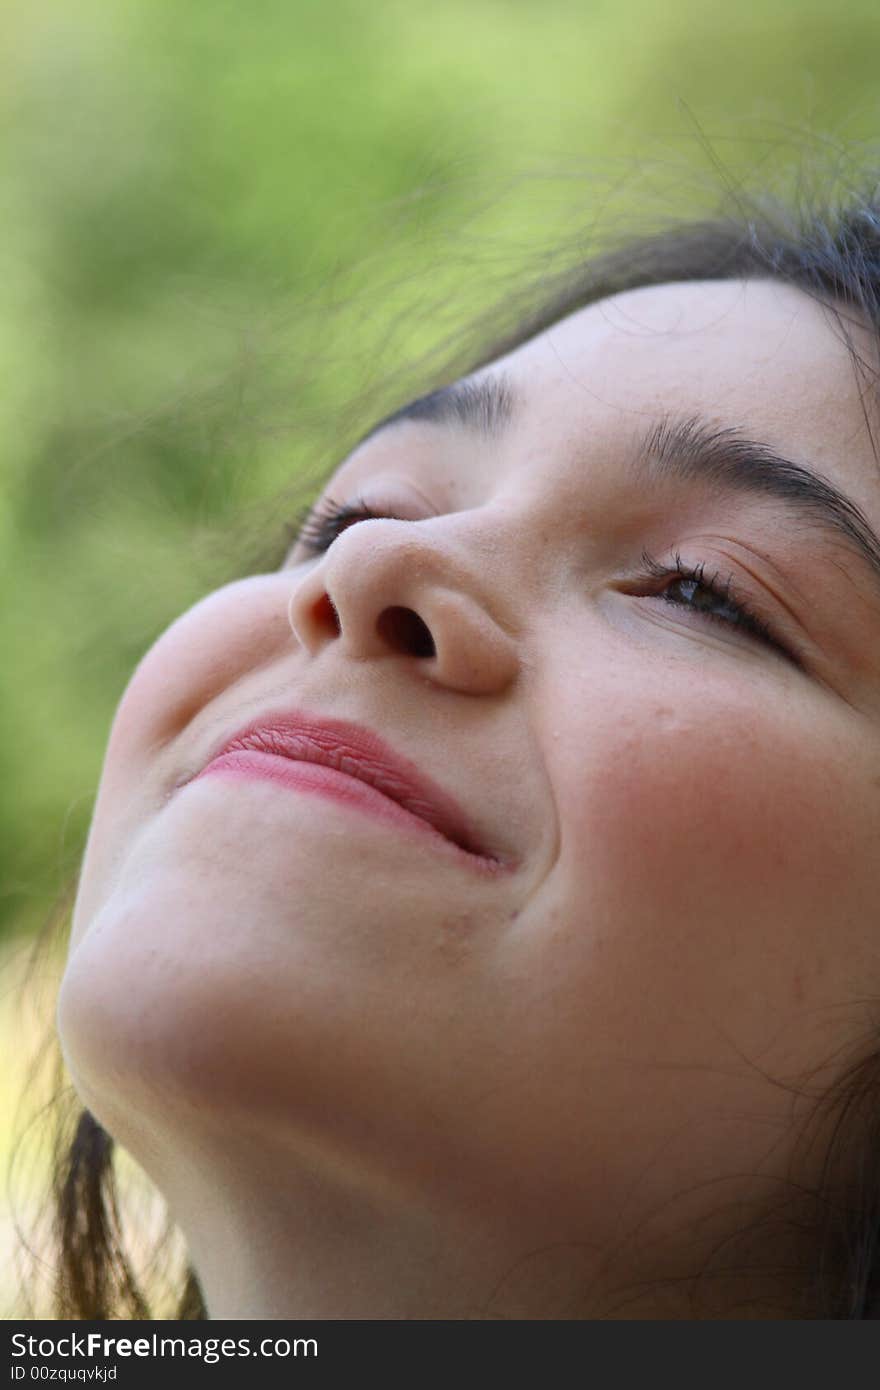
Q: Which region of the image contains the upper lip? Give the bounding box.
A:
[189,708,505,865]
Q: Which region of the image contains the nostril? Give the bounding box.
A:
[377,606,436,658]
[320,594,341,634]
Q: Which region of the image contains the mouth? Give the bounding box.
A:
[184,709,513,872]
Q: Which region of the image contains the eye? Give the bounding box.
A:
[639,548,792,659]
[286,495,400,557]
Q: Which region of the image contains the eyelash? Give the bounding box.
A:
[288,495,788,656]
[288,495,388,554]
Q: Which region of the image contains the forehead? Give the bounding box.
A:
[489,278,879,512]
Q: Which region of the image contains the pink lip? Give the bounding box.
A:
[183,709,512,873]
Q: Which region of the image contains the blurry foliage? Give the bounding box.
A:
[5,0,880,941]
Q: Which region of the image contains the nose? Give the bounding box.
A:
[287,519,520,695]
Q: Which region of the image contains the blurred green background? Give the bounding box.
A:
[5,0,880,1314]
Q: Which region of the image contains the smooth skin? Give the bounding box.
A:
[58,279,880,1318]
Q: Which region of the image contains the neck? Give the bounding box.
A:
[179,1163,600,1320]
[154,1146,814,1320]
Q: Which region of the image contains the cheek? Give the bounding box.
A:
[69,576,290,950]
[553,686,873,1029]
[106,576,289,757]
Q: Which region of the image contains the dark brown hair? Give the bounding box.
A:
[13,163,880,1319]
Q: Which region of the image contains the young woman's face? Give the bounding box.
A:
[59,279,880,1295]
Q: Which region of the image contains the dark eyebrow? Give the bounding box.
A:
[637,413,880,599]
[353,372,517,450]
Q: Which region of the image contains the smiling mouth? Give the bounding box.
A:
[185,710,518,875]
[196,745,509,869]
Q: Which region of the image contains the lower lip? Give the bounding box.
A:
[191,750,502,873]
